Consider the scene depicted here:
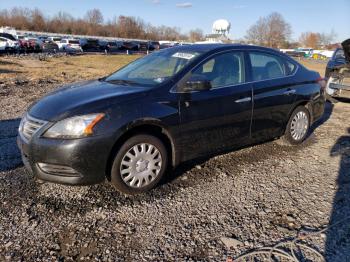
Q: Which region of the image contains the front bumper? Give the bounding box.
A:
[17,133,115,185]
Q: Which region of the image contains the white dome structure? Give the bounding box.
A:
[212,19,231,36]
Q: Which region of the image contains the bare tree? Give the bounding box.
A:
[8,7,31,30]
[299,32,321,48]
[319,30,337,47]
[245,16,267,45]
[245,12,291,48]
[30,8,46,31]
[85,9,103,25]
[188,28,204,42]
[116,16,145,39]
[0,6,203,41]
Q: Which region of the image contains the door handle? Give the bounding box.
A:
[283,89,296,95]
[235,97,252,103]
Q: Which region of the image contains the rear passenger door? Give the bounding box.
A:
[248,51,298,141]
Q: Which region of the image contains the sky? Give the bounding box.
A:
[1,0,349,42]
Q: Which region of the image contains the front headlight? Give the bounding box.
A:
[43,113,105,139]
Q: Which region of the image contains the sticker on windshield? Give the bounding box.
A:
[172,52,196,60]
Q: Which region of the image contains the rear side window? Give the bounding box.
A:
[69,40,79,44]
[249,52,290,81]
[192,51,245,89]
[286,60,296,74]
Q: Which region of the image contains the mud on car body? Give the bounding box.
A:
[18,44,326,194]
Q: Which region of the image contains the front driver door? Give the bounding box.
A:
[176,50,253,161]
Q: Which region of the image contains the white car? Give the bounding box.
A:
[47,36,62,44]
[58,39,82,52]
[0,36,18,51]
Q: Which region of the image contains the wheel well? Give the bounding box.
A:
[283,101,312,134]
[105,124,174,180]
[290,101,311,118]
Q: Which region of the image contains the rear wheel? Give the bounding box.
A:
[283,106,310,145]
[110,134,168,195]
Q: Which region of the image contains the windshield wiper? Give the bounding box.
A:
[106,79,138,86]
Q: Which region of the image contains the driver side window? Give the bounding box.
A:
[191,51,245,89]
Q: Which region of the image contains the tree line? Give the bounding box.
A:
[0,7,337,48]
[244,12,337,49]
[0,7,205,41]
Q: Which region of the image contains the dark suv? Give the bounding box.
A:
[17,44,326,194]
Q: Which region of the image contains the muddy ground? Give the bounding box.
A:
[0,54,349,261]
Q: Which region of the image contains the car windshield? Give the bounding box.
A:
[105,49,202,86]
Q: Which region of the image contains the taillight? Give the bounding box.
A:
[317,77,326,92]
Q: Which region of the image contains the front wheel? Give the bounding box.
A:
[283,106,310,145]
[110,134,168,195]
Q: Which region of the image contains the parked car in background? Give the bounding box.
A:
[17,35,28,52]
[38,36,48,42]
[47,36,62,44]
[159,43,173,49]
[41,40,59,53]
[120,41,139,51]
[18,44,326,195]
[326,39,350,99]
[0,32,17,41]
[58,39,82,53]
[17,35,42,53]
[285,50,305,58]
[296,48,313,58]
[148,41,160,51]
[25,37,42,53]
[138,41,148,51]
[0,36,19,52]
[179,42,193,46]
[98,39,119,53]
[105,41,122,53]
[80,38,100,52]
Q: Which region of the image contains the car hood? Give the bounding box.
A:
[342,38,350,63]
[28,80,149,121]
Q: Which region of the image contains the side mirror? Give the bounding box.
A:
[183,75,212,92]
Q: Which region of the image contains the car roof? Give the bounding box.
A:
[169,44,280,54]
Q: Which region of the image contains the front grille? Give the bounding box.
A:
[38,163,81,177]
[19,114,47,141]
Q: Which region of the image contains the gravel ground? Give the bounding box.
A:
[1,64,350,261]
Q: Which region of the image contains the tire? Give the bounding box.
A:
[283,106,310,145]
[110,134,168,195]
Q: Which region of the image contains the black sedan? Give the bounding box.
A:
[41,40,59,53]
[17,44,326,194]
